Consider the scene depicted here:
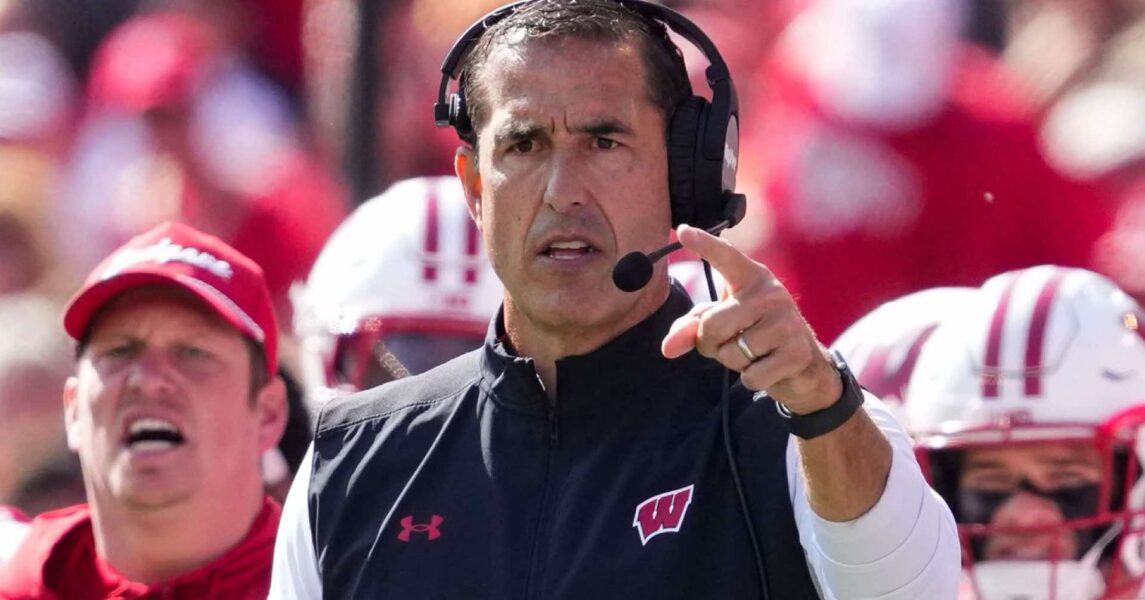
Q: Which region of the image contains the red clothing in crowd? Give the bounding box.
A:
[78,10,348,322]
[239,0,304,93]
[749,45,1116,343]
[0,498,280,599]
[1094,177,1145,306]
[178,148,348,320]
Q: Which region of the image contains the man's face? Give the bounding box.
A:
[959,443,1103,561]
[64,288,283,512]
[461,36,674,343]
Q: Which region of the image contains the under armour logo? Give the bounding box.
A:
[633,484,694,546]
[397,515,444,542]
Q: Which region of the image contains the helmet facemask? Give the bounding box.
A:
[920,420,1145,599]
[904,266,1145,599]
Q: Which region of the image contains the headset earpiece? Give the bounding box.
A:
[667,96,706,228]
[449,89,473,142]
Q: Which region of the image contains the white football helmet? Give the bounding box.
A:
[292,176,503,407]
[905,266,1145,599]
[832,286,978,424]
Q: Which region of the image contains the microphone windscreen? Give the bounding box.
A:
[612,251,654,292]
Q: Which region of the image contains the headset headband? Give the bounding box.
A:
[433,0,733,130]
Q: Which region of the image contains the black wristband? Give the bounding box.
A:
[768,350,865,440]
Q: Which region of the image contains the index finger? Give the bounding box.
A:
[675,224,770,291]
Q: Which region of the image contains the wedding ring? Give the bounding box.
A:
[735,333,757,363]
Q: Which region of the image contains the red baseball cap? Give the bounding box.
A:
[63,221,278,375]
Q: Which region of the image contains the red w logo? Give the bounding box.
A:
[855,324,938,404]
[397,515,444,542]
[633,484,694,545]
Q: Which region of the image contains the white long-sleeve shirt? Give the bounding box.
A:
[270,392,960,599]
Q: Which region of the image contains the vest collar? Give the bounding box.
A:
[479,285,712,419]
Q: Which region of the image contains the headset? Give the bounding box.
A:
[433,0,742,233]
[432,3,771,597]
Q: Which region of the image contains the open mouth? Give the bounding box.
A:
[123,418,186,452]
[543,240,598,260]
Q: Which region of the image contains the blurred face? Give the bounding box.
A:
[459,36,673,347]
[64,288,283,513]
[798,0,961,130]
[959,444,1103,561]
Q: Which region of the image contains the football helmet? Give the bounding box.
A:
[906,266,1145,599]
[832,286,978,424]
[292,176,503,406]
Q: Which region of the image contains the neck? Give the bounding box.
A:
[88,484,265,584]
[504,281,670,401]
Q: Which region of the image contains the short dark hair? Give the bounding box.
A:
[458,0,692,146]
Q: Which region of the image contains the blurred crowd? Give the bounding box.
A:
[0,0,1142,523]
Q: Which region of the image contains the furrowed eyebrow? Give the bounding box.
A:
[576,118,633,137]
[89,331,137,345]
[493,123,547,147]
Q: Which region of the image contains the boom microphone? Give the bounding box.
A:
[612,194,746,292]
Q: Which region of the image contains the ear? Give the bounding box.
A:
[63,377,82,452]
[455,146,483,228]
[253,375,288,453]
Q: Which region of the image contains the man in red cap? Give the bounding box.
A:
[0,222,288,598]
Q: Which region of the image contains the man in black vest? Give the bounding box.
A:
[270,1,960,597]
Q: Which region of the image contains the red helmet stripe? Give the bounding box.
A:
[1023,271,1066,397]
[423,186,440,282]
[982,276,1019,398]
[464,217,480,284]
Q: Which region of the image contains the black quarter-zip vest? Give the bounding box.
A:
[309,287,820,598]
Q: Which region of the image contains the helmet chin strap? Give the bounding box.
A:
[1086,519,1122,569]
